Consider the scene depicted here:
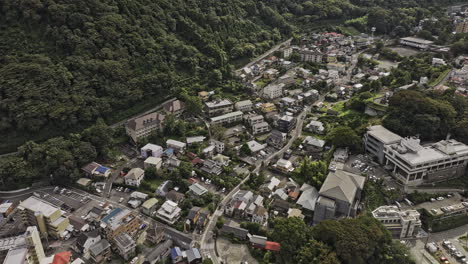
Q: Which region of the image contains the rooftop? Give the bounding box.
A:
[126,112,165,131]
[18,196,60,217]
[400,36,434,45]
[210,111,243,122]
[367,125,402,144]
[205,99,232,108]
[319,170,366,203]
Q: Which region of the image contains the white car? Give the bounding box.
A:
[436,197,445,201]
[119,197,124,203]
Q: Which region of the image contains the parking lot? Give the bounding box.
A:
[412,194,464,215]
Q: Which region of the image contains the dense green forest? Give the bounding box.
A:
[0,0,464,153]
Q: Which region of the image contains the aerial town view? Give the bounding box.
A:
[2,0,468,264]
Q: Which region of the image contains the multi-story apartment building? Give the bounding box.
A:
[456,20,468,33]
[244,114,264,126]
[262,83,284,100]
[0,226,46,264]
[252,122,270,135]
[277,115,296,133]
[234,100,253,112]
[299,49,323,63]
[125,112,165,142]
[100,208,141,241]
[18,196,70,239]
[113,233,136,260]
[372,206,421,239]
[364,125,468,186]
[204,99,233,116]
[210,111,243,126]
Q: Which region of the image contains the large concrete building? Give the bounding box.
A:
[204,99,233,116]
[125,112,165,142]
[372,206,421,239]
[0,226,45,264]
[100,208,141,241]
[399,37,434,50]
[313,170,366,224]
[364,126,468,186]
[18,196,71,240]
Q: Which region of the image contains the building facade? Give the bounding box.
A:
[204,99,233,116]
[125,112,165,142]
[210,111,243,125]
[372,206,421,239]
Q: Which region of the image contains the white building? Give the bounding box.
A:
[262,83,284,99]
[204,99,233,116]
[399,37,433,50]
[124,168,145,187]
[210,111,243,125]
[209,139,225,153]
[141,144,163,158]
[235,100,253,112]
[299,49,323,63]
[166,139,186,153]
[156,201,181,224]
[372,206,421,239]
[252,122,270,135]
[144,157,162,170]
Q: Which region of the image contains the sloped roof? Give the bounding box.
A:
[126,112,165,131]
[125,168,144,180]
[52,251,71,264]
[265,241,281,251]
[89,239,110,256]
[296,183,319,211]
[319,170,365,203]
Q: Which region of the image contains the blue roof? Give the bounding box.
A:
[164,148,174,155]
[101,208,122,224]
[170,247,182,260]
[96,166,110,174]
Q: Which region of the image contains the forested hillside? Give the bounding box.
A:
[0,0,462,153]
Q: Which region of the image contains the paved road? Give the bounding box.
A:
[103,157,139,198]
[198,106,310,263]
[235,38,293,73]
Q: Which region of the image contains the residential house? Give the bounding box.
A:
[247,140,266,153]
[144,157,163,170]
[141,144,164,158]
[186,207,210,231]
[89,239,111,264]
[144,240,172,264]
[166,191,185,204]
[213,154,230,166]
[81,162,111,178]
[261,103,277,113]
[124,168,145,187]
[277,115,296,133]
[163,100,185,116]
[296,183,319,216]
[86,206,106,222]
[252,122,270,135]
[198,91,210,101]
[202,145,215,158]
[185,248,202,264]
[333,148,349,163]
[155,181,172,197]
[166,157,181,169]
[220,221,249,240]
[267,130,287,149]
[186,136,206,146]
[235,100,253,112]
[204,99,233,116]
[327,63,346,73]
[146,224,166,245]
[271,199,290,215]
[274,159,294,174]
[113,233,136,260]
[125,112,165,142]
[245,114,264,126]
[166,139,186,153]
[252,206,268,226]
[141,198,159,216]
[209,139,225,153]
[273,189,288,200]
[288,208,305,220]
[313,170,366,224]
[200,160,223,176]
[260,177,281,194]
[263,68,279,80]
[0,202,14,218]
[156,201,182,224]
[305,120,325,135]
[303,136,326,158]
[76,230,101,259]
[210,111,243,125]
[262,83,284,100]
[170,247,184,264]
[225,190,254,217]
[280,97,296,107]
[188,183,208,197]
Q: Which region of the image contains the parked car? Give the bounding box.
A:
[437,197,445,201]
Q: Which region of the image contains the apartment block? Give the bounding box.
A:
[210,111,243,126]
[372,206,421,239]
[18,196,70,240]
[100,208,141,240]
[204,99,233,116]
[252,122,270,135]
[125,112,165,142]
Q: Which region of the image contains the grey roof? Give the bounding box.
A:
[185,248,202,262]
[89,239,110,256]
[187,207,201,221]
[126,112,165,131]
[367,125,402,144]
[205,99,232,108]
[296,183,319,211]
[235,100,253,107]
[210,111,243,122]
[77,230,100,247]
[319,170,366,204]
[145,240,173,261]
[303,136,325,148]
[189,183,208,196]
[400,36,434,45]
[114,233,134,248]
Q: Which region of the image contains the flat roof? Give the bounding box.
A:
[210,111,243,122]
[19,196,59,217]
[367,125,402,144]
[400,37,434,45]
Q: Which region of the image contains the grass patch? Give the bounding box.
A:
[428,69,451,87]
[331,101,346,113]
[337,26,361,36]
